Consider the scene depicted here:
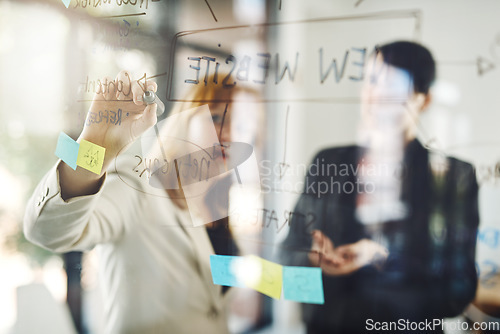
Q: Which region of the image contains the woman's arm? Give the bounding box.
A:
[24,70,158,252]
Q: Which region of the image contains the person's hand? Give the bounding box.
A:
[308,230,389,276]
[473,273,500,318]
[79,70,158,170]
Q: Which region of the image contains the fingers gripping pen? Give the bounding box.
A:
[143,91,165,117]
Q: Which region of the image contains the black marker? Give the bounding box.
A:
[143,90,165,117]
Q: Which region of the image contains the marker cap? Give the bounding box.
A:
[143,91,165,117]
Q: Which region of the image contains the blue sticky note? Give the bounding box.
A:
[283,266,324,304]
[209,255,244,287]
[55,132,79,170]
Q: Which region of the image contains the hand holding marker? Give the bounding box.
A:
[57,76,164,176]
[143,90,165,117]
[59,71,159,174]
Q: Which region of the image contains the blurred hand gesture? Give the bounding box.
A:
[308,230,389,276]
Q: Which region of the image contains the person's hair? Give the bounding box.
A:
[375,41,436,94]
[147,75,261,196]
[154,77,261,156]
[169,78,262,117]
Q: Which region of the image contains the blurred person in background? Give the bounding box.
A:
[281,41,479,334]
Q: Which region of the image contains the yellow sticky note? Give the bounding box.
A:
[241,255,283,299]
[76,140,105,174]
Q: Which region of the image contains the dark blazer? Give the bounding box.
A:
[281,139,479,334]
